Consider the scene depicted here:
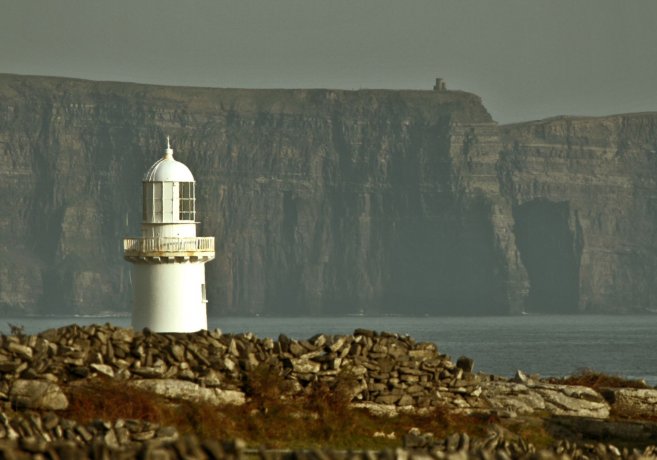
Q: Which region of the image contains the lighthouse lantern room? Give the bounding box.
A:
[124,138,215,332]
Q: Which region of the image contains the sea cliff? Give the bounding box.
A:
[1,74,657,315]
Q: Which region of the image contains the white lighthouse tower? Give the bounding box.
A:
[123,138,215,332]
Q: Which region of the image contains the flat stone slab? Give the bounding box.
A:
[482,381,610,418]
[129,379,245,406]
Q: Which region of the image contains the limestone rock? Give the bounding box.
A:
[90,363,115,377]
[7,343,33,360]
[351,402,399,418]
[482,381,609,418]
[481,382,545,416]
[533,383,610,418]
[9,380,69,410]
[512,369,531,384]
[602,387,657,418]
[287,358,321,374]
[129,379,245,406]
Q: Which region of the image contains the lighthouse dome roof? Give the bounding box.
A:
[143,139,195,182]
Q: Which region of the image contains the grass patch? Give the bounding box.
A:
[548,369,649,391]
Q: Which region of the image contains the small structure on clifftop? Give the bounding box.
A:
[123,138,215,332]
[433,78,446,91]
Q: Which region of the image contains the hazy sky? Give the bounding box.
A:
[1,0,656,123]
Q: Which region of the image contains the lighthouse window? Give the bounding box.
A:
[179,182,195,221]
[153,182,163,220]
[142,183,161,222]
[142,184,152,221]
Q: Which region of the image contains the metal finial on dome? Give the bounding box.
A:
[164,136,174,159]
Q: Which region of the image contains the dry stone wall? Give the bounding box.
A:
[0,325,485,412]
[0,324,645,420]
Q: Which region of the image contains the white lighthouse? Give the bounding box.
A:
[123,138,215,332]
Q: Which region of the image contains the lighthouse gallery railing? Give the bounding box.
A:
[123,237,215,255]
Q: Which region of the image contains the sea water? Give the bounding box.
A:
[1,314,655,385]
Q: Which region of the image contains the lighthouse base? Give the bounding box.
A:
[131,263,208,333]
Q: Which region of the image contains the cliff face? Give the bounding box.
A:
[0,74,522,316]
[0,74,655,316]
[500,115,657,313]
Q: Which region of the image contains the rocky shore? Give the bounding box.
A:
[0,324,656,459]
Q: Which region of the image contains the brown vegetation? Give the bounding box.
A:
[63,366,496,449]
[64,377,178,425]
[548,369,649,391]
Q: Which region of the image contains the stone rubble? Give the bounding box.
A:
[0,324,652,420]
[0,410,181,452]
[0,429,653,459]
[0,325,655,458]
[399,430,657,460]
[0,324,489,413]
